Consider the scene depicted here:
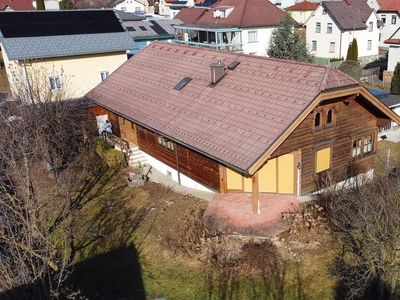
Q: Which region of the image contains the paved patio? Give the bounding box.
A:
[204,193,302,239]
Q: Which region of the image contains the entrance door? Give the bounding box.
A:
[119,118,138,145]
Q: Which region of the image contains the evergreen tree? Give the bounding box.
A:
[345,38,358,61]
[352,38,358,62]
[59,0,77,9]
[36,0,45,10]
[390,62,400,94]
[267,13,313,63]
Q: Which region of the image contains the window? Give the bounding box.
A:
[248,30,258,43]
[120,6,126,11]
[327,23,332,33]
[49,76,62,90]
[100,71,110,81]
[158,136,174,151]
[316,22,321,33]
[314,112,322,129]
[322,9,327,14]
[329,42,335,53]
[312,40,317,51]
[363,135,372,153]
[326,109,335,126]
[367,40,372,50]
[316,147,331,173]
[352,134,374,157]
[368,21,373,31]
[392,15,396,24]
[381,15,386,24]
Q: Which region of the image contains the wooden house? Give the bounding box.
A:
[85,41,400,213]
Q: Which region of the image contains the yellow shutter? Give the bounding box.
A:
[226,168,243,190]
[316,147,331,173]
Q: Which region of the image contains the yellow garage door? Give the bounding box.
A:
[259,158,277,193]
[278,154,294,194]
[226,168,243,190]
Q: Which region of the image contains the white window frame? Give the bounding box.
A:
[49,76,62,91]
[368,21,373,32]
[381,15,386,24]
[248,30,258,43]
[327,23,332,34]
[392,15,397,24]
[100,70,110,81]
[367,40,372,50]
[312,40,317,51]
[316,22,321,33]
[329,42,335,53]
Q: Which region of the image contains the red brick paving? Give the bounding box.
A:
[204,193,300,238]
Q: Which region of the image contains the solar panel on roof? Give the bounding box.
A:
[139,26,148,31]
[127,26,136,31]
[174,77,192,91]
[0,11,124,38]
[149,20,168,36]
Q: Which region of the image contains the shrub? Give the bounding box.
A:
[95,138,112,158]
[338,60,362,81]
[103,148,126,168]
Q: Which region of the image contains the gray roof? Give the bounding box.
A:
[323,0,373,31]
[378,94,400,108]
[124,19,183,39]
[1,32,137,60]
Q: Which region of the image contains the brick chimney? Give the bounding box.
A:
[210,60,225,85]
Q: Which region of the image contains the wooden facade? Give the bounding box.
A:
[88,90,389,197]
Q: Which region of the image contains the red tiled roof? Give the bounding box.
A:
[323,0,373,31]
[385,38,400,44]
[193,0,286,27]
[286,1,319,11]
[174,7,207,24]
[0,0,34,10]
[377,0,400,13]
[86,41,358,172]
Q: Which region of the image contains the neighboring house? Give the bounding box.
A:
[0,10,137,100]
[113,0,146,13]
[123,19,183,55]
[0,0,34,10]
[173,0,287,56]
[376,0,400,52]
[115,9,146,21]
[272,0,320,10]
[32,0,60,10]
[385,27,400,71]
[158,0,209,18]
[285,1,319,25]
[85,41,399,213]
[305,0,380,63]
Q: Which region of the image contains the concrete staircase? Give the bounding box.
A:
[128,143,147,167]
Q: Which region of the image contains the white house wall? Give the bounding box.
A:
[306,5,379,62]
[388,45,400,71]
[142,151,215,193]
[242,27,274,56]
[378,12,400,49]
[115,0,146,13]
[289,10,315,25]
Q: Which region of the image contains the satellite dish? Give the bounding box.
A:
[214,10,222,18]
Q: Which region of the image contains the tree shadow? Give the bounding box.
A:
[68,245,145,300]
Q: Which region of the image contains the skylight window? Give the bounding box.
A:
[139,26,147,31]
[174,77,192,91]
[227,61,240,70]
[126,26,136,31]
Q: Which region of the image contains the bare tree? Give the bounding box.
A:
[0,71,128,298]
[318,171,400,300]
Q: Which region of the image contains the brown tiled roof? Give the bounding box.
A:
[174,7,208,24]
[323,0,373,31]
[195,0,286,27]
[86,41,358,172]
[285,0,319,11]
[0,0,34,10]
[385,38,400,44]
[377,0,400,13]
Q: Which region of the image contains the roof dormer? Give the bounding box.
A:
[213,6,234,19]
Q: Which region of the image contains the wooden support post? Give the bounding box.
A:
[252,172,259,214]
